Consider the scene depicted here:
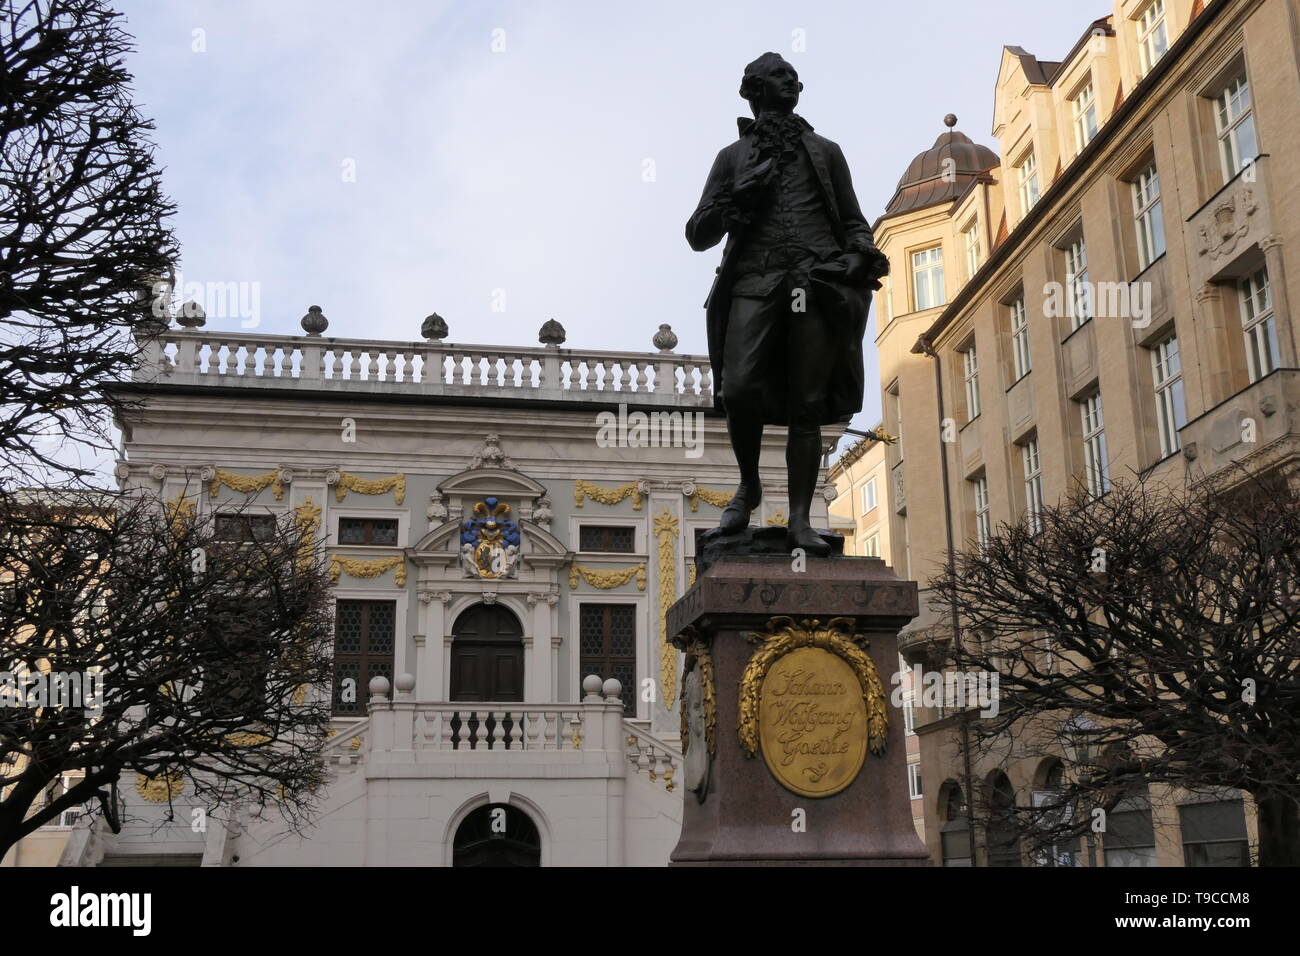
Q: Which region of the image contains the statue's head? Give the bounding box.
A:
[740,52,802,117]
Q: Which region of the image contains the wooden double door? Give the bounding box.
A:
[449,603,524,702]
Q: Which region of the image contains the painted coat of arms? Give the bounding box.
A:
[460,497,521,579]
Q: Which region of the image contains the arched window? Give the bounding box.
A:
[1030,758,1078,867]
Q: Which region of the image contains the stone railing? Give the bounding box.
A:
[140,330,714,407]
[625,722,682,792]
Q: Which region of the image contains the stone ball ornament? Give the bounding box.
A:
[421,313,449,341]
[582,674,604,698]
[301,305,329,336]
[175,301,206,328]
[538,318,566,346]
[653,323,678,352]
[602,677,623,700]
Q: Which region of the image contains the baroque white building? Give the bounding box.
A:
[56,315,840,867]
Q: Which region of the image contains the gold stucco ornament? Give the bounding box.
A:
[739,617,888,799]
[135,770,185,803]
[574,479,642,510]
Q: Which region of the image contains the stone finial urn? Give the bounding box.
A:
[538,318,566,346]
[176,301,206,329]
[421,312,449,341]
[653,323,678,352]
[301,305,329,336]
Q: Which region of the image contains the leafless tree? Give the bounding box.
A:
[1,0,178,485]
[0,486,335,861]
[929,474,1300,866]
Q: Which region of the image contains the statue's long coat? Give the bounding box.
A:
[686,117,879,425]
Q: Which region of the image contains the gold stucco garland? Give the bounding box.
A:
[568,562,647,590]
[329,554,407,587]
[678,630,716,757]
[293,497,321,570]
[136,770,185,803]
[210,467,285,500]
[686,486,732,511]
[335,471,405,505]
[574,479,642,510]
[654,509,680,709]
[165,492,196,537]
[737,616,888,760]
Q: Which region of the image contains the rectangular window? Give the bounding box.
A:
[1010,295,1032,380]
[1239,267,1279,382]
[1180,800,1250,867]
[962,345,981,421]
[962,221,981,281]
[1152,334,1187,457]
[579,604,636,716]
[882,275,894,324]
[973,475,991,549]
[1137,0,1169,77]
[578,525,636,553]
[912,247,946,311]
[1080,391,1110,497]
[1072,80,1098,152]
[1132,163,1166,270]
[861,478,878,513]
[338,517,399,546]
[332,599,395,716]
[862,533,881,558]
[1065,236,1092,330]
[1104,808,1158,867]
[908,761,923,798]
[1214,72,1258,181]
[891,387,904,462]
[1017,149,1041,215]
[214,513,276,542]
[903,695,916,735]
[1023,439,1045,535]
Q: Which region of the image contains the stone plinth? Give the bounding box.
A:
[666,553,930,866]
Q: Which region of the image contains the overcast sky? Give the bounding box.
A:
[115,0,1101,440]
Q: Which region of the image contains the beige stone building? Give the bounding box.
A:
[869,0,1293,865]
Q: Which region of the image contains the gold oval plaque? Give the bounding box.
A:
[758,645,868,798]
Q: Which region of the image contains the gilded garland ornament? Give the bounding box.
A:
[164,492,196,536]
[135,770,185,803]
[568,562,647,590]
[686,486,733,512]
[293,496,322,570]
[654,509,680,708]
[334,471,406,505]
[738,617,888,792]
[574,479,642,510]
[329,554,407,587]
[209,467,285,500]
[678,632,717,758]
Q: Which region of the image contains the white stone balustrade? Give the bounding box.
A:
[143,329,714,407]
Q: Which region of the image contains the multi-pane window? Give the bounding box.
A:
[1214,72,1257,181]
[1023,439,1045,535]
[1239,267,1279,382]
[332,600,395,716]
[908,761,923,798]
[578,525,635,553]
[962,344,981,421]
[962,221,981,281]
[579,604,636,715]
[338,517,399,546]
[1152,334,1187,458]
[861,478,878,513]
[972,475,991,549]
[1010,295,1032,380]
[903,696,917,735]
[1137,0,1169,77]
[912,247,946,311]
[1180,799,1251,867]
[1065,236,1092,330]
[1080,391,1110,497]
[881,275,894,325]
[862,534,881,558]
[1132,163,1166,270]
[214,513,276,542]
[1072,80,1098,152]
[1017,149,1041,215]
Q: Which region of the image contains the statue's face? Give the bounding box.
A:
[754,59,801,112]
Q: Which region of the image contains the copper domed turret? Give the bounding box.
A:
[883,115,999,218]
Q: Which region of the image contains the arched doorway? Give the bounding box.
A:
[939,780,972,867]
[986,772,1022,867]
[450,603,524,702]
[452,804,541,867]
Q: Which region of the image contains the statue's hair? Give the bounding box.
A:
[739,52,799,113]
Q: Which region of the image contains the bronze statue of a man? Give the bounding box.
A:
[687,53,888,557]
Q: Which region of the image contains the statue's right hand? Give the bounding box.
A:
[732,157,775,203]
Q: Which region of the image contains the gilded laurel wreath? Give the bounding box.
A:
[738,616,888,759]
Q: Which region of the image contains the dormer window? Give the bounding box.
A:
[1137,0,1169,77]
[1071,80,1098,153]
[1017,149,1041,216]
